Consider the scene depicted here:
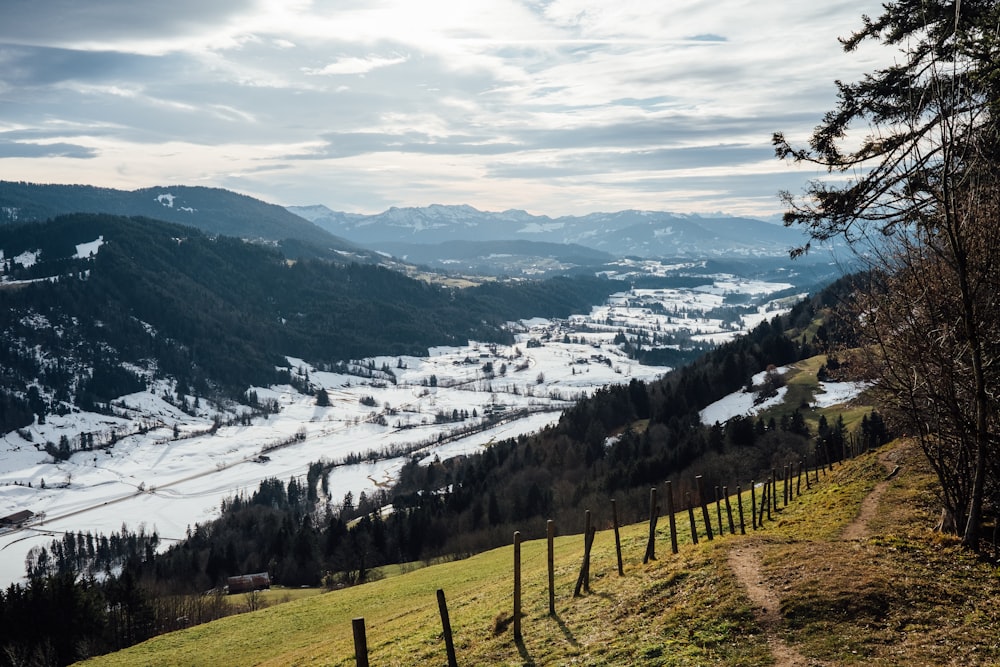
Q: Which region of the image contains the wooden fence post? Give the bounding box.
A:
[696,475,714,541]
[611,501,624,576]
[353,617,369,667]
[782,465,789,506]
[686,492,699,544]
[514,531,522,640]
[547,520,556,615]
[724,485,736,535]
[797,459,803,495]
[766,473,774,521]
[643,488,658,563]
[714,485,724,536]
[736,485,746,535]
[772,469,779,514]
[574,510,594,596]
[750,481,758,530]
[437,589,458,667]
[665,480,678,554]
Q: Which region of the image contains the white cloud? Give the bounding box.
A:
[303,54,409,76]
[0,0,887,217]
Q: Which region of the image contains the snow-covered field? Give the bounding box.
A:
[0,274,801,587]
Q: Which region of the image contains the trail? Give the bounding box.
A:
[727,546,822,667]
[727,447,903,666]
[840,446,899,541]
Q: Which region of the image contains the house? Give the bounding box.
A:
[0,510,34,527]
[227,572,271,594]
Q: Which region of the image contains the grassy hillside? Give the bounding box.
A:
[78,437,1000,666]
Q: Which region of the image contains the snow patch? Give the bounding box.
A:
[156,194,175,208]
[13,250,39,268]
[812,381,869,408]
[74,236,104,259]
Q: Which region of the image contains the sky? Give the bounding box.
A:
[0,1,887,218]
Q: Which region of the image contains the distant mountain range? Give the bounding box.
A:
[0,181,825,275]
[289,204,812,260]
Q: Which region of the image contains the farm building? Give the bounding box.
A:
[227,572,270,594]
[0,510,34,527]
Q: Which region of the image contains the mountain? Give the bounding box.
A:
[375,239,615,275]
[0,213,620,432]
[0,182,369,260]
[289,204,813,259]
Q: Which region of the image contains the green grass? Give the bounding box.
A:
[78,382,1000,666]
[75,446,887,667]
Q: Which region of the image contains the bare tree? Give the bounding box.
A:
[775,0,1000,547]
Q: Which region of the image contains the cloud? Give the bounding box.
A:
[0,1,886,217]
[303,54,409,76]
[0,141,97,159]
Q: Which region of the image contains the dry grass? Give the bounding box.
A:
[79,441,1000,666]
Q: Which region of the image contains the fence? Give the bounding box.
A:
[349,455,838,665]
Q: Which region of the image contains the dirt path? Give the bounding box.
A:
[728,447,904,665]
[727,546,821,667]
[841,447,899,541]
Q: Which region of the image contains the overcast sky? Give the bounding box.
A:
[0,1,886,217]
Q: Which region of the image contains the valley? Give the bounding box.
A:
[0,270,802,588]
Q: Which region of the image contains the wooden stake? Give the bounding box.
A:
[696,475,713,541]
[547,520,556,615]
[514,531,522,640]
[750,480,758,530]
[352,618,369,667]
[611,501,624,576]
[437,589,458,667]
[574,511,594,596]
[714,485,724,536]
[736,485,746,535]
[724,485,736,535]
[686,492,699,544]
[665,480,678,554]
[643,488,658,563]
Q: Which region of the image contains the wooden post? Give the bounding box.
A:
[547,520,556,615]
[353,617,369,667]
[787,465,794,501]
[755,479,763,526]
[696,475,714,541]
[611,501,624,576]
[686,492,699,544]
[736,485,746,535]
[643,488,658,563]
[437,589,458,667]
[767,470,778,521]
[797,460,803,495]
[514,531,522,640]
[724,486,736,535]
[714,485,724,536]
[665,480,678,554]
[805,460,812,489]
[782,465,789,506]
[772,469,779,514]
[574,511,594,596]
[750,481,758,530]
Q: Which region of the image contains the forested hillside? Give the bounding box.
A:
[0,214,620,433]
[0,277,892,665]
[0,181,349,250]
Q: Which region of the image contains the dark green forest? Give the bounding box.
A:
[0,213,620,432]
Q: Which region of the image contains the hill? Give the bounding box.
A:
[76,437,1000,666]
[0,181,368,260]
[0,213,620,432]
